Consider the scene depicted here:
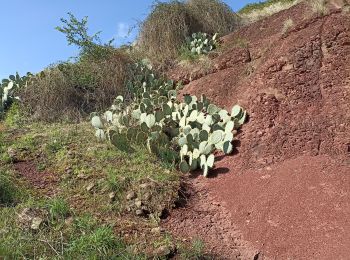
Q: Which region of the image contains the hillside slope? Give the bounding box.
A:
[167,2,350,259]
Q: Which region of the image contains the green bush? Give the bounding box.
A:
[138,0,239,63]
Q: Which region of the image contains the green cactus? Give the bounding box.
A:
[90,60,247,177]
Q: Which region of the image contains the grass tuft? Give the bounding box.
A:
[238,0,300,24]
[48,198,70,221]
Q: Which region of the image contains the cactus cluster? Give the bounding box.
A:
[186,32,218,55]
[91,62,247,177]
[0,72,33,116]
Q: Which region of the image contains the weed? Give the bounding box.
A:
[179,238,206,259]
[0,170,20,206]
[48,198,70,221]
[310,0,329,15]
[65,226,124,258]
[282,18,294,35]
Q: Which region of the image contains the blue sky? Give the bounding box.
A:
[0,0,258,79]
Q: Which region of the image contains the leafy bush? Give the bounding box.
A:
[138,0,239,63]
[56,12,115,61]
[91,62,247,177]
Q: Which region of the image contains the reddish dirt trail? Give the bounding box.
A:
[165,2,350,259]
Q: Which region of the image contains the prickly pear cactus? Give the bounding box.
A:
[91,61,247,177]
[0,72,33,117]
[186,32,219,55]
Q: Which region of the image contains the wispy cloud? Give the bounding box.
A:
[116,22,130,39]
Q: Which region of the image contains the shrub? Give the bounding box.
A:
[138,0,239,64]
[21,50,131,122]
[138,1,195,63]
[56,12,115,61]
[186,0,238,34]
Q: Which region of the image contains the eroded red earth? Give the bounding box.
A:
[165,2,350,259]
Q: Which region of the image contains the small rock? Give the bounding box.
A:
[151,227,161,234]
[143,192,151,201]
[65,167,73,174]
[77,173,88,179]
[31,217,43,230]
[135,199,142,208]
[7,148,16,160]
[108,192,116,201]
[154,245,170,256]
[135,209,143,216]
[65,217,74,225]
[126,191,136,200]
[139,183,149,189]
[86,183,95,192]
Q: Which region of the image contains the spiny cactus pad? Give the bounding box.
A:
[91,60,247,177]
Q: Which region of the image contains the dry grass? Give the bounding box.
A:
[20,50,131,122]
[138,0,239,64]
[282,18,294,34]
[238,0,300,25]
[186,0,239,34]
[310,0,329,15]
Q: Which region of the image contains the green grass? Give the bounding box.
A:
[48,198,71,221]
[0,170,21,206]
[0,121,182,258]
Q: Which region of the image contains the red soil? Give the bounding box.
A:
[165,2,350,259]
[14,162,59,197]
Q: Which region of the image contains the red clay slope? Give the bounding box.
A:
[167,2,350,259]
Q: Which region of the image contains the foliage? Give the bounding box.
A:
[0,72,33,118]
[185,32,218,56]
[91,62,247,177]
[56,12,115,60]
[138,0,239,63]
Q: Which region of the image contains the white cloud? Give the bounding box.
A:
[116,22,129,39]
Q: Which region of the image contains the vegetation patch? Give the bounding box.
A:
[238,0,299,24]
[138,0,238,63]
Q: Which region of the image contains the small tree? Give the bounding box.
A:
[56,12,114,60]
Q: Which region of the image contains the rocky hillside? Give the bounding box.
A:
[169,1,350,169]
[166,1,350,259]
